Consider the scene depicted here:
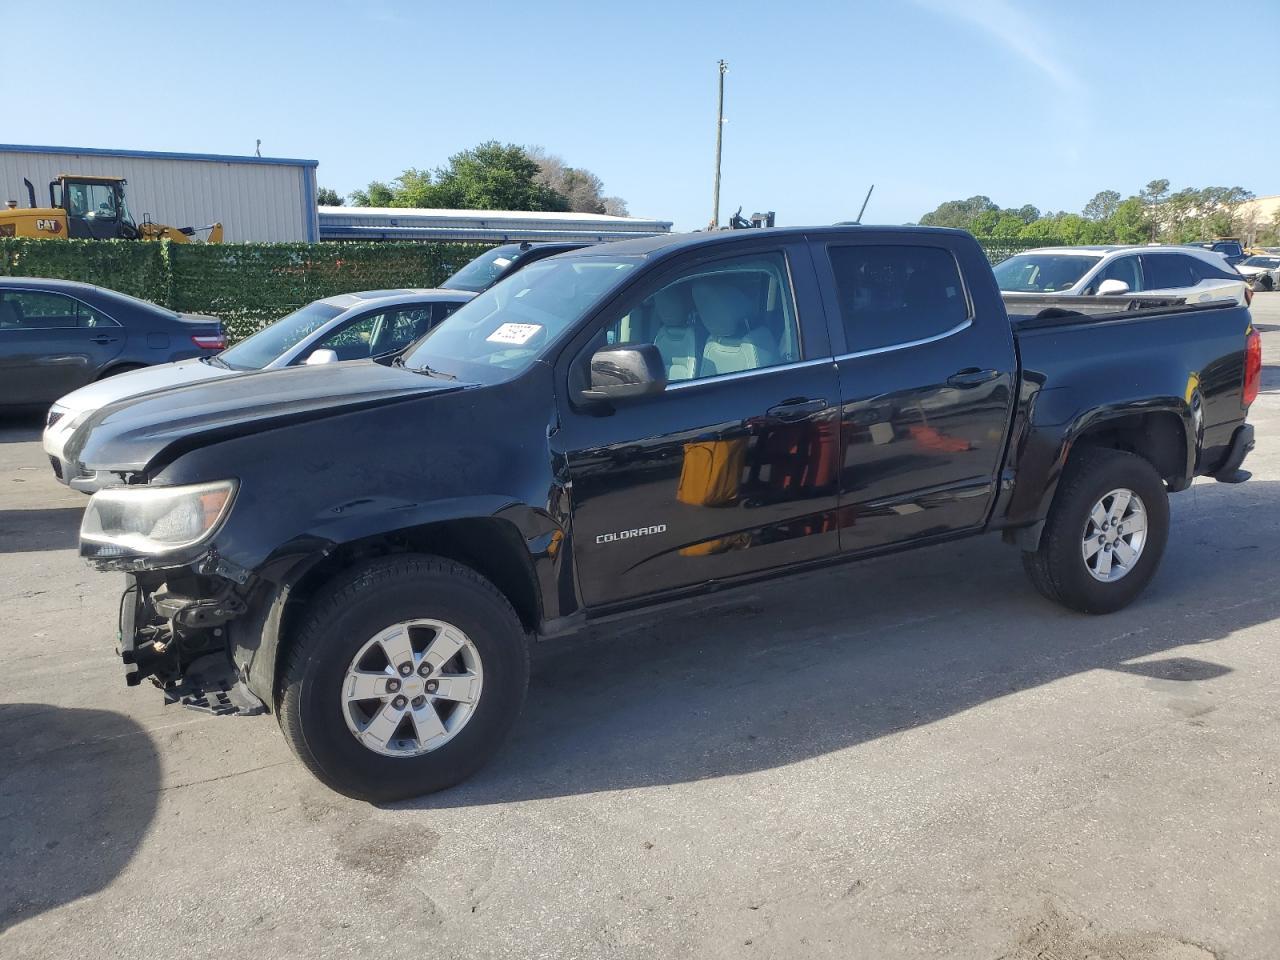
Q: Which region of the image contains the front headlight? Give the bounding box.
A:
[80,480,237,559]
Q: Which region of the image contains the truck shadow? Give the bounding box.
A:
[0,704,160,932]
[408,477,1280,809]
[0,507,82,554]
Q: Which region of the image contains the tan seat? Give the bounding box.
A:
[690,279,777,377]
[650,286,699,381]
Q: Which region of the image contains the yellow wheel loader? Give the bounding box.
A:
[0,174,222,242]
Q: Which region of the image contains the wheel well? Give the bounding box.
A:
[1071,411,1187,484]
[275,518,541,681]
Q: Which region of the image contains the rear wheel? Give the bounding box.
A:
[1022,448,1170,614]
[277,555,529,801]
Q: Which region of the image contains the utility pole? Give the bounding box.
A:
[709,59,727,230]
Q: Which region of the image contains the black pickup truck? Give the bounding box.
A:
[66,226,1260,800]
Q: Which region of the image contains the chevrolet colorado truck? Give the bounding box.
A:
[65,226,1260,801]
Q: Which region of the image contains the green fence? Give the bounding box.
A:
[976,237,1066,264]
[1,234,1061,341]
[0,238,492,340]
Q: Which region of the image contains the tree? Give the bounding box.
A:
[1139,179,1170,207]
[915,179,1262,246]
[1082,190,1120,221]
[430,142,567,211]
[349,142,569,212]
[349,180,396,207]
[1014,204,1040,224]
[527,146,630,216]
[1106,198,1152,244]
[316,186,343,206]
[918,195,999,229]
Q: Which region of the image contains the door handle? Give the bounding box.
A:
[946,368,1000,388]
[89,335,118,345]
[766,398,828,420]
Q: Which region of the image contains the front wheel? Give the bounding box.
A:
[1022,448,1170,614]
[277,555,529,801]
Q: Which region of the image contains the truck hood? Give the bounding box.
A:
[65,360,467,479]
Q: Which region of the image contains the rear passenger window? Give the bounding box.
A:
[1142,254,1198,289]
[827,245,969,353]
[1188,257,1237,282]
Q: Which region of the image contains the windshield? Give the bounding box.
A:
[993,253,1102,293]
[402,255,640,384]
[219,301,346,370]
[440,244,528,292]
[1243,256,1279,267]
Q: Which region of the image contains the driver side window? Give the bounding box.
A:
[1093,255,1142,293]
[311,313,381,361]
[587,251,801,389]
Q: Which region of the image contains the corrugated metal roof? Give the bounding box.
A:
[318,206,672,242]
[0,143,317,168]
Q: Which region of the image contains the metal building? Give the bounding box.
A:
[0,144,319,242]
[319,206,672,242]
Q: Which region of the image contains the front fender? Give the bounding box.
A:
[228,497,566,707]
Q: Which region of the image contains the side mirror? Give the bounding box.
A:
[304,348,339,365]
[1096,278,1130,296]
[582,344,667,402]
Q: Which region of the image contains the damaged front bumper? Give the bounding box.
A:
[118,568,266,716]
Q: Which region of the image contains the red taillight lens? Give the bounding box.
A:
[191,334,226,350]
[1243,328,1261,407]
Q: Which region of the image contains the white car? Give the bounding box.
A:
[43,288,471,486]
[993,245,1250,305]
[1236,255,1280,292]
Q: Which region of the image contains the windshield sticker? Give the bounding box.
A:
[486,322,542,345]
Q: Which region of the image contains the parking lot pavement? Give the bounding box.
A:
[2,293,1279,959]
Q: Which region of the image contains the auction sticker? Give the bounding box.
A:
[486,322,542,345]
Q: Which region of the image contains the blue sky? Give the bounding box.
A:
[7,0,1277,229]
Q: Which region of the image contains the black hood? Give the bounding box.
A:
[68,360,467,477]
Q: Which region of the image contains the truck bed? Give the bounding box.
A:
[1003,292,1191,326]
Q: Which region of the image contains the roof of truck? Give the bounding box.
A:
[560,224,971,260]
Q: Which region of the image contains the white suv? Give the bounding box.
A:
[994,245,1250,305]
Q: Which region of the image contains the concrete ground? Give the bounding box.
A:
[2,294,1279,959]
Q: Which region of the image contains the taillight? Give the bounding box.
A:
[1243,328,1261,407]
[191,333,226,350]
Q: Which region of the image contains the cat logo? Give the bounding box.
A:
[35,219,63,234]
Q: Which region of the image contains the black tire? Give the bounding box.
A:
[277,554,529,802]
[1022,447,1170,614]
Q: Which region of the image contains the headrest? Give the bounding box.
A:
[690,278,751,337]
[652,286,688,327]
